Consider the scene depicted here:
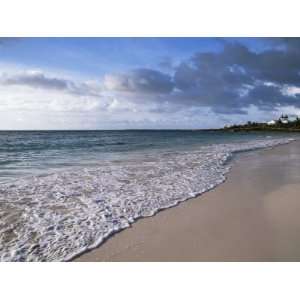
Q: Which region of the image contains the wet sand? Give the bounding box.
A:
[75,140,300,261]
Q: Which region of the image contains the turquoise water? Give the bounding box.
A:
[0,130,297,183]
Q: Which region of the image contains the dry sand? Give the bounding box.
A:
[75,140,300,261]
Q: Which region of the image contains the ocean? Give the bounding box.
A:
[0,130,296,261]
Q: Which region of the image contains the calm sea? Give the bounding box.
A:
[0,130,297,183]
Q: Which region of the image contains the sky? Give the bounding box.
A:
[1,37,300,130]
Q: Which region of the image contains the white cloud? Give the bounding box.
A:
[0,67,110,129]
[282,85,300,97]
[1,61,296,130]
[0,66,194,129]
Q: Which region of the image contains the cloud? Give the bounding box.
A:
[2,38,300,129]
[102,39,300,116]
[0,70,102,97]
[103,68,174,94]
[2,70,69,90]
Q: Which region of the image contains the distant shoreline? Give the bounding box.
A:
[219,128,300,132]
[0,128,300,132]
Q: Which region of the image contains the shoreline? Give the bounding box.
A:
[75,139,300,261]
[0,136,292,261]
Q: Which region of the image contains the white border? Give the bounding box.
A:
[1,1,300,299]
[0,0,300,36]
[1,263,300,300]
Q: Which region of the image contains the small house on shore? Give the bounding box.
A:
[267,120,276,125]
[266,115,299,125]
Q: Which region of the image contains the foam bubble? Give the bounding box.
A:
[0,138,293,261]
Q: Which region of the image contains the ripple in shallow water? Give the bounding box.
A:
[0,138,293,261]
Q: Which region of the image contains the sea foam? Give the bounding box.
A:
[0,138,293,261]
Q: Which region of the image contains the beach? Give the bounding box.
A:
[75,140,300,261]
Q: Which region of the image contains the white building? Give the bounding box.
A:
[279,115,298,123]
[266,114,299,126]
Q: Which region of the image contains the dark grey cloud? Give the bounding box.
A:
[267,37,300,51]
[225,43,300,85]
[104,68,174,94]
[176,40,300,113]
[3,38,300,117]
[0,71,101,97]
[2,72,69,90]
[105,38,300,115]
[244,84,300,110]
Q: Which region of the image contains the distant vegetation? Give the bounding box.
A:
[222,115,300,132]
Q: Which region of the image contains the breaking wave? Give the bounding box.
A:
[0,138,293,261]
